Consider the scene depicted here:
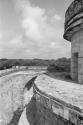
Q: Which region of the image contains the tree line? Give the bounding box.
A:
[0,58,70,72]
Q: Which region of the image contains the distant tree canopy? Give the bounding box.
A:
[47,58,70,72]
[0,58,70,71]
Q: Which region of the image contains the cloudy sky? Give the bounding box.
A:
[0,0,73,59]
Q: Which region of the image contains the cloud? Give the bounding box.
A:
[20,0,63,41]
[0,0,71,59]
[0,34,2,40]
[18,2,46,41]
[53,14,62,21]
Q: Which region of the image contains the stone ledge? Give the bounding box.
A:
[64,17,83,41]
[34,74,83,124]
[65,0,83,26]
[64,0,83,41]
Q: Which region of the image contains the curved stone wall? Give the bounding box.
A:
[0,68,28,77]
[34,75,83,125]
[71,30,83,82]
[0,71,40,125]
[64,0,83,41]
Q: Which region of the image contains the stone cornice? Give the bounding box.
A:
[64,0,83,41]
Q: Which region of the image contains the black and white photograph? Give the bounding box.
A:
[0,0,83,125]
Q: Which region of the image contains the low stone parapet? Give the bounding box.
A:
[34,74,83,125]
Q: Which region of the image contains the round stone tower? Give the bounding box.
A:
[64,0,83,84]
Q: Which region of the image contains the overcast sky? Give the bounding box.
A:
[0,0,73,59]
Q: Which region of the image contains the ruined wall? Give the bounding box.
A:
[33,84,83,125]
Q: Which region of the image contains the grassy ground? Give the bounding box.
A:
[45,71,74,82]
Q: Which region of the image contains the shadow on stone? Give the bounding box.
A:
[7,108,23,125]
[7,76,37,125]
[24,76,37,90]
[26,97,37,125]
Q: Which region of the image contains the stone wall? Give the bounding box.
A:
[65,0,83,26]
[71,30,83,83]
[0,68,28,77]
[0,71,39,125]
[33,84,83,125]
[64,0,83,83]
[64,0,83,41]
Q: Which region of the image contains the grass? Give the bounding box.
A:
[45,71,74,82]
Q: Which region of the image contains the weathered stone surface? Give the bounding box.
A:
[65,0,83,25]
[64,0,83,83]
[71,30,83,83]
[35,74,83,111]
[34,74,83,125]
[64,0,83,41]
[0,71,40,125]
[35,101,71,125]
